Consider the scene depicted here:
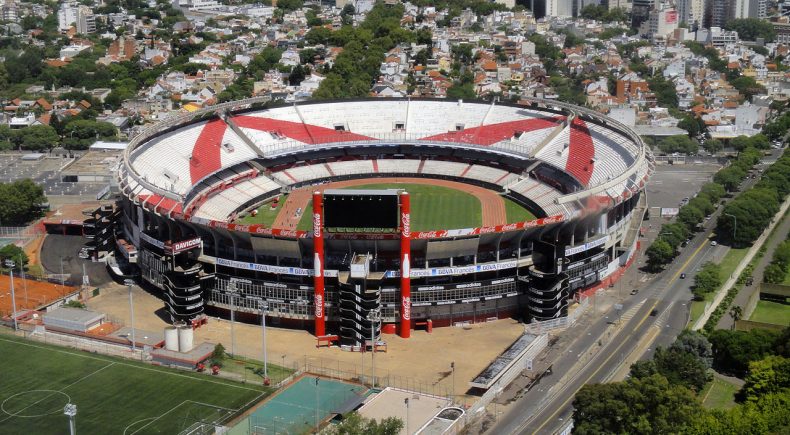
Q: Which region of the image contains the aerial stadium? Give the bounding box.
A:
[87,98,653,347]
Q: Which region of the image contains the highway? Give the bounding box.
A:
[489,153,781,435]
[491,221,718,435]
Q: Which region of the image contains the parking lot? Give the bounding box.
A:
[647,162,722,212]
[0,153,108,197]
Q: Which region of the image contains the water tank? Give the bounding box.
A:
[177,325,194,353]
[164,326,178,352]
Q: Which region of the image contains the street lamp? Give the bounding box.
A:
[124,279,136,352]
[724,213,737,244]
[404,398,410,435]
[18,254,27,307]
[366,308,381,389]
[228,281,236,357]
[314,377,320,431]
[60,256,65,293]
[259,300,269,381]
[5,259,17,331]
[63,403,77,435]
[450,361,455,399]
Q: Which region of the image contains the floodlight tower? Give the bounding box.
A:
[5,260,17,330]
[64,403,77,435]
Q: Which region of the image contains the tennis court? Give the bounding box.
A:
[229,376,368,434]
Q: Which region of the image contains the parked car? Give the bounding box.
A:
[630,288,639,295]
[680,273,686,279]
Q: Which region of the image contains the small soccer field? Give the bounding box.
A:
[294,183,535,231]
[0,335,268,435]
[228,376,367,435]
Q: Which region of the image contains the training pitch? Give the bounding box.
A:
[0,335,268,435]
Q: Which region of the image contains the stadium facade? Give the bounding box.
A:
[92,98,652,347]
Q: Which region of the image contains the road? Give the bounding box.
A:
[492,210,719,435]
[489,152,782,435]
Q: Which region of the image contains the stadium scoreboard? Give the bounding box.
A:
[323,189,400,232]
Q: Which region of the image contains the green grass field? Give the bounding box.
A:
[748,300,790,326]
[292,183,536,232]
[504,198,537,224]
[0,335,268,435]
[717,247,749,282]
[701,377,739,409]
[237,195,287,227]
[689,247,750,326]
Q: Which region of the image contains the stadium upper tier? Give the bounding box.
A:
[122,98,652,224]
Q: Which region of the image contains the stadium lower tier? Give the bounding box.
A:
[111,188,645,345]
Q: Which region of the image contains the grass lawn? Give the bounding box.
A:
[690,291,714,326]
[295,183,533,231]
[220,355,293,386]
[504,198,537,223]
[0,335,268,435]
[701,377,739,409]
[748,300,790,326]
[717,247,749,282]
[689,247,749,326]
[236,195,286,226]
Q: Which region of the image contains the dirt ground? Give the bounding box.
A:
[0,275,78,316]
[274,177,507,230]
[86,284,524,404]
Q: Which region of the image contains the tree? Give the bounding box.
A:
[446,82,476,99]
[703,138,724,153]
[714,166,747,192]
[340,4,355,26]
[708,329,780,376]
[288,65,307,86]
[672,330,713,368]
[657,135,699,155]
[649,75,679,108]
[9,125,57,152]
[211,343,226,366]
[739,356,790,401]
[729,305,743,328]
[700,182,726,203]
[725,18,777,42]
[327,412,403,435]
[730,76,765,100]
[653,347,711,392]
[0,179,47,226]
[693,262,722,300]
[572,374,701,434]
[646,238,674,270]
[678,204,705,231]
[0,244,28,268]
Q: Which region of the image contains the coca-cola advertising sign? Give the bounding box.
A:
[401,296,411,320]
[313,213,321,238]
[401,212,410,238]
[314,294,323,318]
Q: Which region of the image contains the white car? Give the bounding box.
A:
[711,241,718,246]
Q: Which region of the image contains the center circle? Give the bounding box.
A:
[1,390,71,418]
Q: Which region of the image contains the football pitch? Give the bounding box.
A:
[293,183,536,231]
[0,335,268,435]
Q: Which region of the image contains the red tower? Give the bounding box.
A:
[312,191,326,337]
[399,192,411,338]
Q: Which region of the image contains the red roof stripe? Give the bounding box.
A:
[190,119,228,185]
[232,116,375,144]
[418,116,565,145]
[566,118,594,186]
